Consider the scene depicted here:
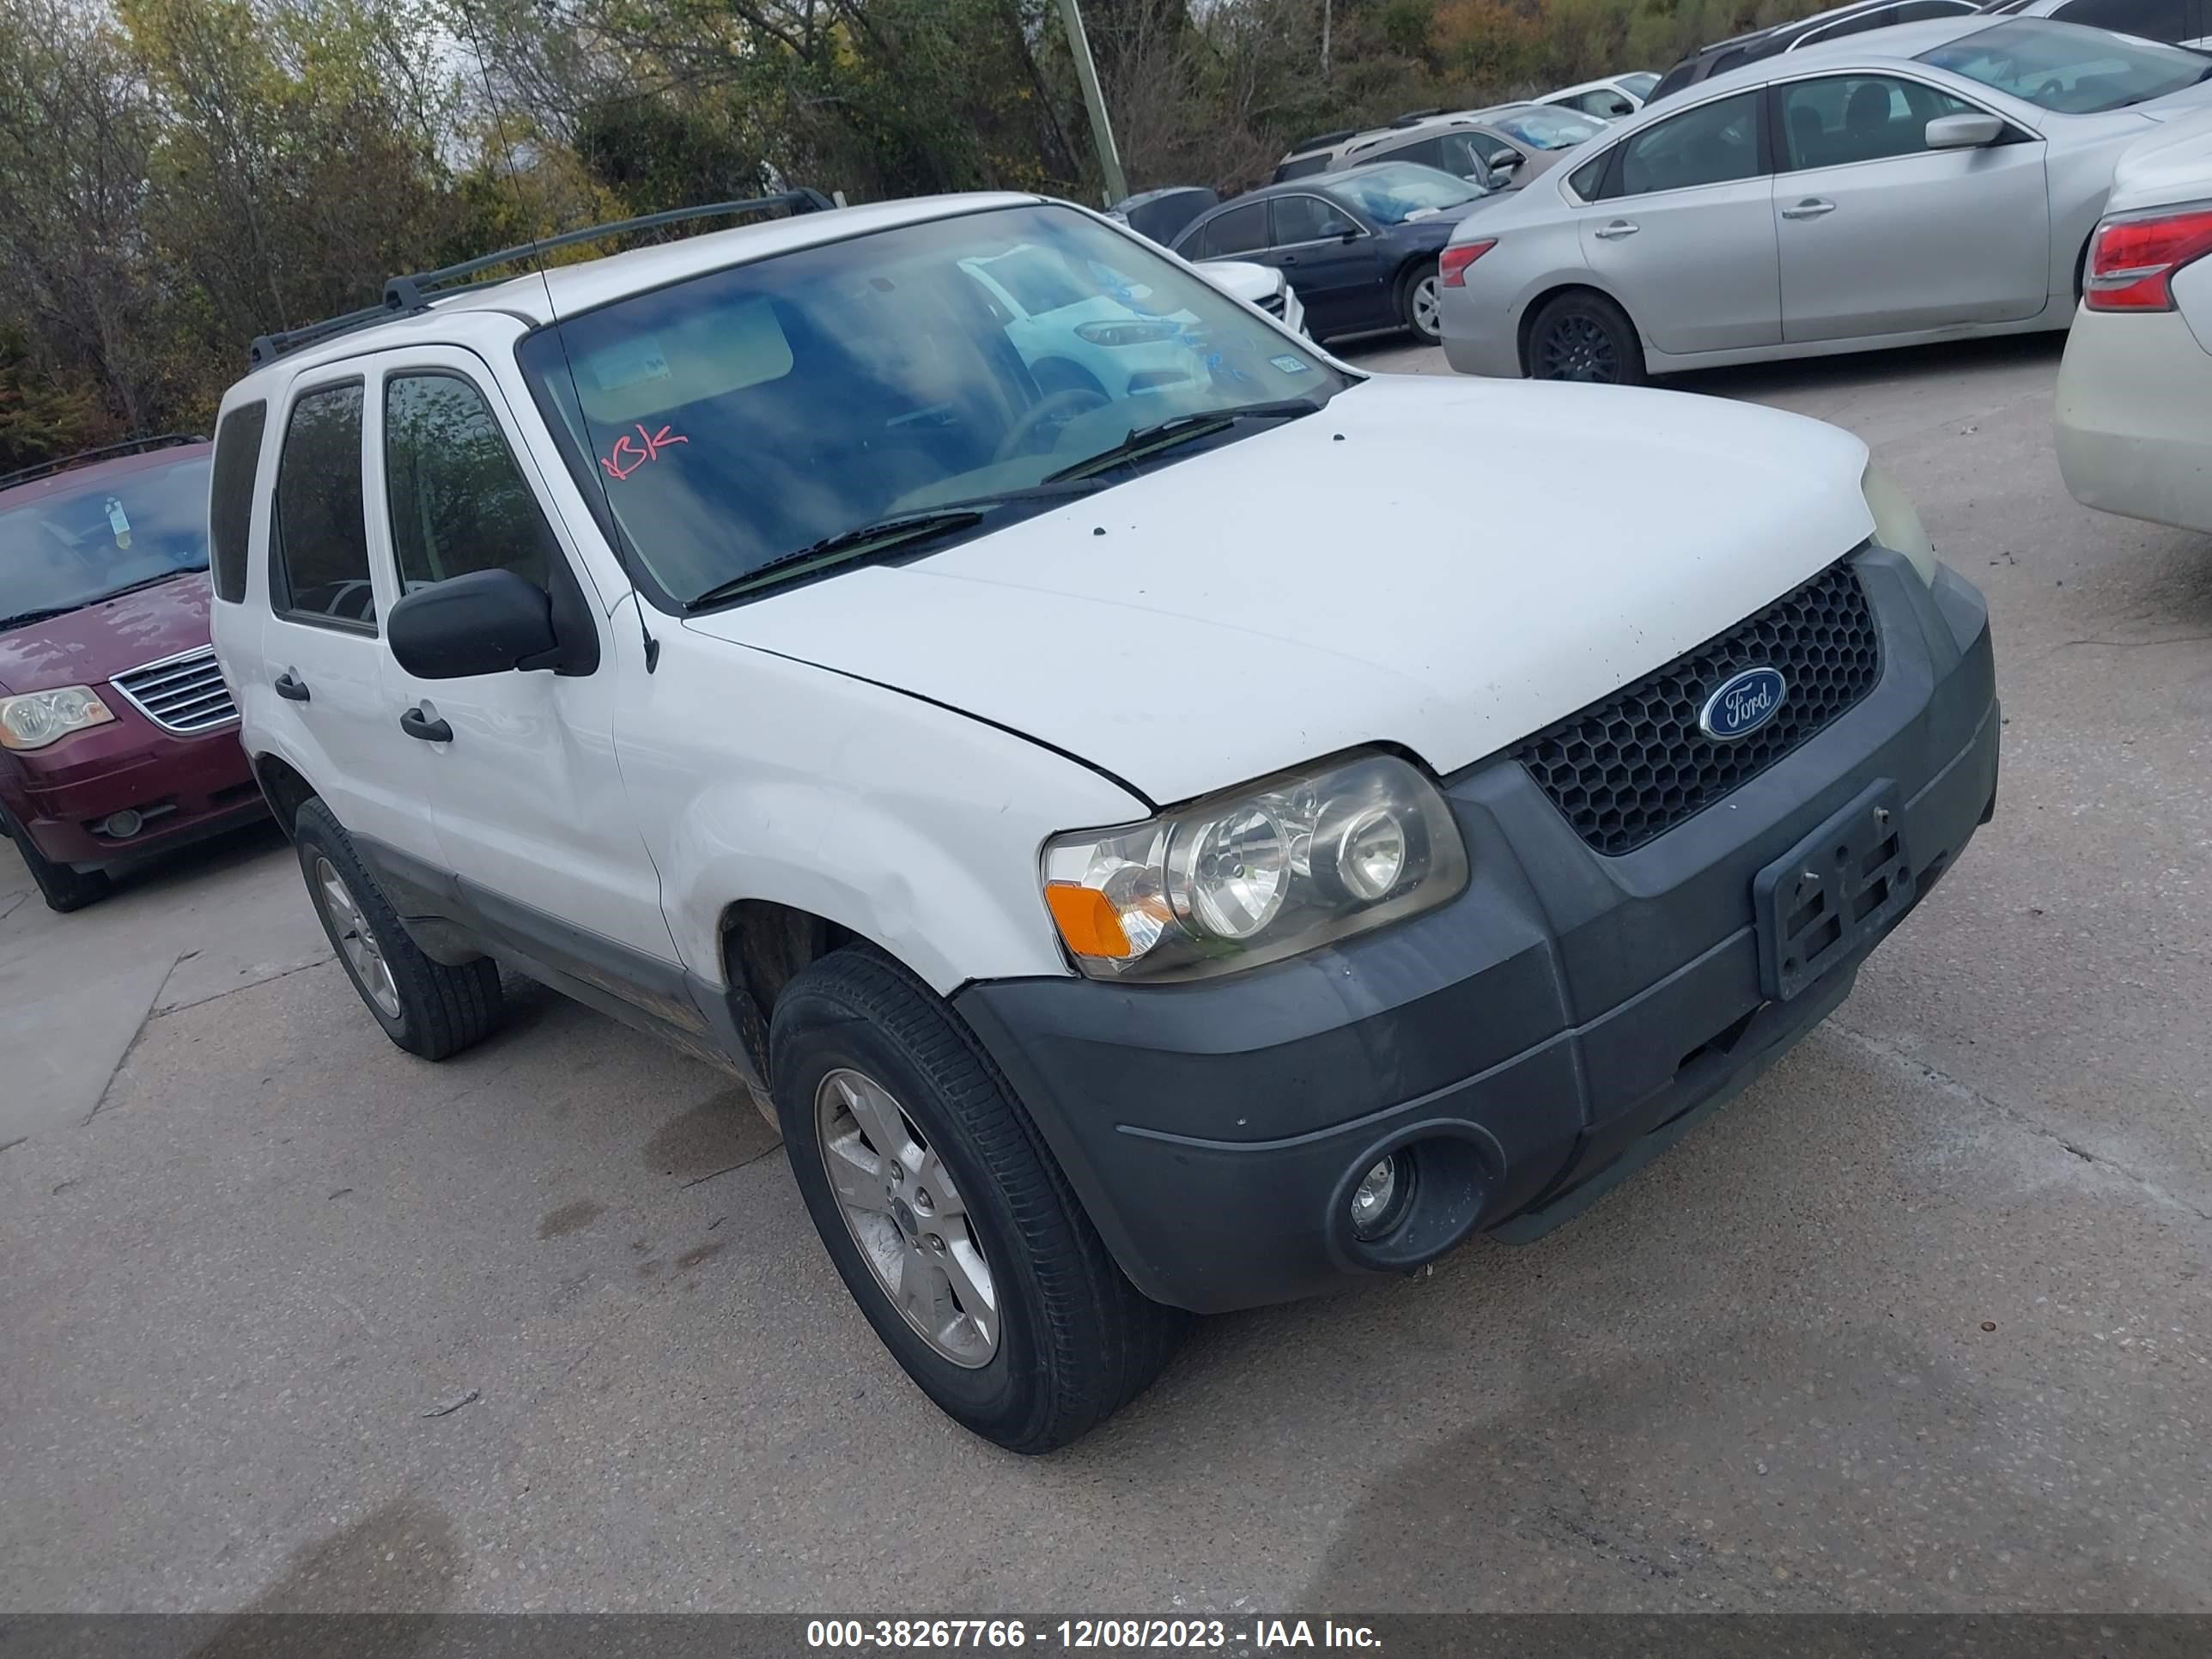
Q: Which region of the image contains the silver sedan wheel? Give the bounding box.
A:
[314,856,402,1022]
[815,1067,1000,1368]
[1411,273,1442,339]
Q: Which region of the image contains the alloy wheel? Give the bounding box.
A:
[1411,274,1442,339]
[815,1067,1000,1367]
[314,856,402,1020]
[1538,313,1620,382]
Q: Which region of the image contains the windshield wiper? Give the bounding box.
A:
[0,605,79,633]
[1043,398,1323,484]
[94,567,207,604]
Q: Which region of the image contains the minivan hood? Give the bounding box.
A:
[684,376,1874,805]
[0,571,214,696]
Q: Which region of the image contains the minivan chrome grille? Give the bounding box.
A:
[111,646,239,735]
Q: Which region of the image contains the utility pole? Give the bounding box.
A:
[1054,0,1129,207]
[1321,0,1332,77]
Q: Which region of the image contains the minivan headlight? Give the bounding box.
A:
[1042,750,1468,981]
[1862,464,1936,585]
[0,686,114,750]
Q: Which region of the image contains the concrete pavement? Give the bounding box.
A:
[3,333,2207,1613]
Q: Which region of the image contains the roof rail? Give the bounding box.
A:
[1290,126,1360,154]
[246,186,838,369]
[0,434,209,491]
[1390,107,1446,126]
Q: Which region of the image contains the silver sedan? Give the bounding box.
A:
[1437,16,2212,382]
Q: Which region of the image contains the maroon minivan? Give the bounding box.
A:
[0,436,264,912]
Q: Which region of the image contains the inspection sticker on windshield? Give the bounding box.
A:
[105,497,132,548]
[1270,353,1315,374]
[585,337,672,392]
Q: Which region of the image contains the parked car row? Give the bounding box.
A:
[1437,18,2212,383]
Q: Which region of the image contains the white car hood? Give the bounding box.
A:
[2108,101,2212,211]
[1195,259,1281,306]
[685,375,1875,806]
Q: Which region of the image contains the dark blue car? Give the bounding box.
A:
[1170,163,1495,346]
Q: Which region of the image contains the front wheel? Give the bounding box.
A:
[1399,262,1443,345]
[771,947,1187,1452]
[1527,290,1646,385]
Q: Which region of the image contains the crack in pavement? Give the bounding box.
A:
[1831,1018,2212,1224]
[2054,633,2212,652]
[82,952,180,1127]
[151,952,333,1018]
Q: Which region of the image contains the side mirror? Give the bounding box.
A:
[1488,149,1521,174]
[1925,112,2004,149]
[1339,226,1361,243]
[388,568,562,679]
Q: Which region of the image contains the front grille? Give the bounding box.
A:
[1256,293,1287,317]
[111,646,238,735]
[1511,560,1882,856]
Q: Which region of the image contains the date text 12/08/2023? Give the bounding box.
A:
[805,1620,1384,1650]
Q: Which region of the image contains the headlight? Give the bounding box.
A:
[0,686,115,750]
[1861,465,1936,586]
[1042,750,1468,981]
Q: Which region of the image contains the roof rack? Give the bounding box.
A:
[246,186,838,369]
[0,434,209,491]
[1390,107,1447,126]
[1290,126,1360,154]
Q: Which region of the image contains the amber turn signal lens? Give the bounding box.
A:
[1044,882,1133,959]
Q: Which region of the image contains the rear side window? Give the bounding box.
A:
[1618,91,1764,195]
[384,373,553,593]
[208,400,266,605]
[271,383,374,629]
[1569,150,1613,198]
[1195,201,1267,257]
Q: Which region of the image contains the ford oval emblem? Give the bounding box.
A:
[1699,666,1787,742]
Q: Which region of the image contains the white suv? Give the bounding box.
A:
[208,189,2001,1450]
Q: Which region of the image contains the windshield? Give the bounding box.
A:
[1620,72,1660,97]
[1490,106,1608,148]
[1918,20,2212,111]
[519,204,1345,605]
[1322,164,1484,223]
[0,457,211,629]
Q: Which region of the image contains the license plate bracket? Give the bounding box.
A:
[1753,780,1914,1001]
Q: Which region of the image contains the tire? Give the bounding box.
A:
[1398,261,1443,346]
[771,946,1187,1453]
[1527,289,1647,385]
[293,799,502,1060]
[0,807,110,913]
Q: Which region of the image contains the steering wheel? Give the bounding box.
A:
[994,387,1112,464]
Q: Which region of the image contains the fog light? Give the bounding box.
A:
[102,809,144,840]
[1349,1153,1407,1240]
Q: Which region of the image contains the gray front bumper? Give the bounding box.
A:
[957,549,1999,1313]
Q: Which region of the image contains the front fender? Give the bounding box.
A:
[633,631,1150,996]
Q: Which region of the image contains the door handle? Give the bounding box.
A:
[1594,220,1639,240]
[1781,198,1837,220]
[398,704,453,744]
[272,670,310,702]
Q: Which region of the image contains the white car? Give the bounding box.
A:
[1198,257,1308,335]
[2056,104,2212,533]
[208,188,1999,1451]
[1539,72,1662,119]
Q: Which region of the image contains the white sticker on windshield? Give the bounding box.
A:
[106,497,132,548]
[1270,353,1315,374]
[586,337,672,393]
